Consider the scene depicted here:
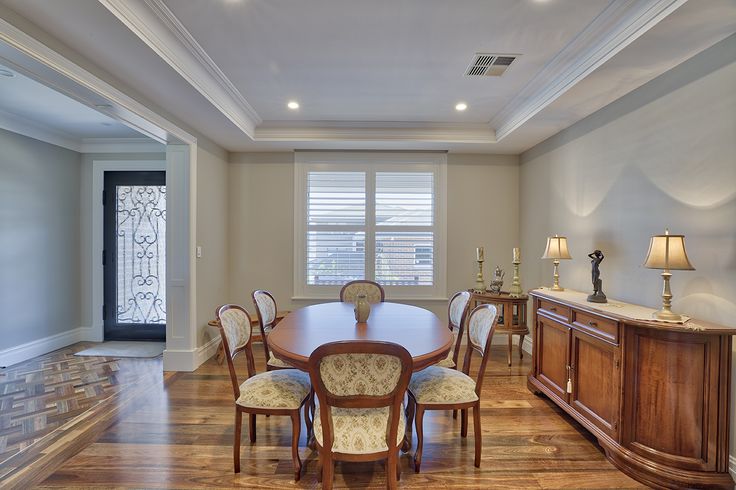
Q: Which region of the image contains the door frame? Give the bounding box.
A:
[92,160,167,343]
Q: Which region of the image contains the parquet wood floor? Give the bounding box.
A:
[0,343,163,487]
[29,344,646,489]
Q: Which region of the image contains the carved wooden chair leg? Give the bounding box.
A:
[452,409,458,419]
[402,397,415,452]
[461,408,468,437]
[322,455,334,490]
[234,409,242,473]
[395,449,402,481]
[303,399,313,441]
[316,454,323,483]
[387,448,398,489]
[249,413,256,443]
[290,411,302,481]
[413,405,425,473]
[473,402,482,468]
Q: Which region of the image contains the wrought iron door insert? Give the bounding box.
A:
[104,171,166,340]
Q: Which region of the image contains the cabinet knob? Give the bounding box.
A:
[588,321,598,327]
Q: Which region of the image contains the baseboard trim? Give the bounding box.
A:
[522,336,533,355]
[730,454,735,480]
[163,335,221,372]
[0,326,97,368]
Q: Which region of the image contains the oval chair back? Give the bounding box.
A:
[252,289,278,364]
[339,280,385,304]
[462,304,499,395]
[216,304,256,400]
[447,290,472,368]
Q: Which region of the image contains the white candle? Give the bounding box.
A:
[513,247,520,262]
[476,247,484,261]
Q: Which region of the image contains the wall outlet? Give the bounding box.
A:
[196,246,202,258]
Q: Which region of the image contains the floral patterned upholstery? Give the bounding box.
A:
[236,370,310,409]
[253,291,277,326]
[449,291,471,327]
[435,348,456,368]
[408,366,478,404]
[313,405,405,454]
[219,308,250,355]
[468,305,498,353]
[268,352,293,368]
[319,353,401,396]
[340,281,383,304]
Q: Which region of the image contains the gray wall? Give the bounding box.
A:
[0,128,81,351]
[520,34,736,464]
[227,152,519,320]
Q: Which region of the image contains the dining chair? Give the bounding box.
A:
[308,340,412,490]
[252,290,292,370]
[339,280,385,304]
[406,304,498,472]
[216,304,312,481]
[435,291,472,369]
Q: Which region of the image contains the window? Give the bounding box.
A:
[294,152,447,299]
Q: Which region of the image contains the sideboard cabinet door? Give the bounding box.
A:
[622,327,723,472]
[570,330,620,439]
[536,316,571,403]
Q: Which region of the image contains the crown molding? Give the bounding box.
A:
[490,0,689,141]
[99,0,261,139]
[0,108,81,151]
[80,137,165,153]
[0,16,195,145]
[255,122,496,143]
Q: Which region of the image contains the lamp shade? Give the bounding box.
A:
[643,233,695,271]
[541,235,572,260]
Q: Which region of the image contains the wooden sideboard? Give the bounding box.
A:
[528,288,735,489]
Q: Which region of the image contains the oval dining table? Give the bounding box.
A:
[268,302,452,372]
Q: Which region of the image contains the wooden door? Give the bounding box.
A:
[570,330,620,439]
[536,316,571,402]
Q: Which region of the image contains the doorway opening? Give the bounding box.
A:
[103,171,166,341]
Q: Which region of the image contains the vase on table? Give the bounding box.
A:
[354,294,371,323]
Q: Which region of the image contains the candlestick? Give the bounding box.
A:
[474,258,486,293]
[509,249,523,298]
[476,246,484,261]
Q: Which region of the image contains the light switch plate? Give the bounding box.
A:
[196,246,202,258]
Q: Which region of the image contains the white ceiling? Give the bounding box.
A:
[1,0,735,153]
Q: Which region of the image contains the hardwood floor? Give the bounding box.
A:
[22,343,646,489]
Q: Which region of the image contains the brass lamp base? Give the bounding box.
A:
[653,309,684,322]
[550,260,564,291]
[550,285,565,292]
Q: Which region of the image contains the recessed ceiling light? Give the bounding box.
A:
[455,102,468,111]
[287,101,300,110]
[0,68,14,78]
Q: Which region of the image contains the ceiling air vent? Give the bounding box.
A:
[465,53,518,77]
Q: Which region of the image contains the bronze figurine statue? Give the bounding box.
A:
[587,250,607,303]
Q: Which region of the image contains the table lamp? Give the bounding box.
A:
[541,235,572,291]
[643,229,694,321]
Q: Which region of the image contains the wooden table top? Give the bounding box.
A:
[268,302,452,372]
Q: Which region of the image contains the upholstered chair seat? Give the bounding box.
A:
[267,352,293,369]
[313,405,406,454]
[408,366,478,404]
[237,370,311,410]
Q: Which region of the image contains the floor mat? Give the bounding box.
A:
[74,341,165,358]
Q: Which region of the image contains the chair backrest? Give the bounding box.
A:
[252,289,278,359]
[308,341,412,452]
[461,304,498,395]
[216,304,256,400]
[339,280,385,304]
[447,291,472,366]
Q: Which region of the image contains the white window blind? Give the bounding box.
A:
[295,152,447,299]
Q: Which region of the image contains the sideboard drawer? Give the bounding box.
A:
[538,299,571,322]
[573,310,619,344]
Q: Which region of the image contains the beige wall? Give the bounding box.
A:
[228,152,519,319]
[0,129,81,351]
[195,142,230,346]
[520,34,736,462]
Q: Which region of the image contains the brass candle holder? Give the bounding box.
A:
[509,247,523,298]
[474,259,486,293]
